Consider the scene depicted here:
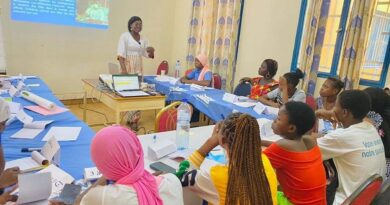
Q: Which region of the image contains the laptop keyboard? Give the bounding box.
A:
[117,91,149,97]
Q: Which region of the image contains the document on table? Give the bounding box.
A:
[42,127,82,141]
[11,120,54,139]
[25,105,69,116]
[5,137,60,171]
[16,109,33,124]
[38,165,75,197]
[16,172,52,204]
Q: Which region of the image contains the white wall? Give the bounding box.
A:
[2,0,388,99]
[234,0,301,85]
[2,0,178,99]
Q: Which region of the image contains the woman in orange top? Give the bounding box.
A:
[244,59,279,100]
[262,101,327,205]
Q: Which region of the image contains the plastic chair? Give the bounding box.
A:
[233,81,252,96]
[154,102,193,132]
[184,69,193,77]
[212,73,222,89]
[156,60,169,75]
[306,95,316,110]
[341,174,383,205]
[371,176,390,205]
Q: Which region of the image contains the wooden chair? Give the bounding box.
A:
[341,174,383,205]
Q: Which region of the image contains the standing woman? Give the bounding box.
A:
[117,16,155,76]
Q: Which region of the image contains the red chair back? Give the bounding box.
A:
[341,174,383,205]
[157,60,169,75]
[372,177,390,205]
[306,95,316,110]
[154,102,193,132]
[212,73,222,89]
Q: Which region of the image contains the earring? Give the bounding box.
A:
[265,73,271,79]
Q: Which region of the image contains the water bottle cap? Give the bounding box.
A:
[182,98,188,103]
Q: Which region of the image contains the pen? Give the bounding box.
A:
[153,135,157,143]
[21,148,41,152]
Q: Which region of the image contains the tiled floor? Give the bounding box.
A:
[65,102,157,133]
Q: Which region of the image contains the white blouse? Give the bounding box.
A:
[117,32,150,75]
[80,173,183,205]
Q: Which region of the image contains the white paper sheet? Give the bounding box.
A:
[5,157,40,171]
[10,120,53,139]
[17,172,52,204]
[10,128,43,139]
[38,165,74,197]
[236,102,257,108]
[8,85,18,97]
[16,109,33,124]
[84,167,102,181]
[41,137,61,163]
[24,120,53,129]
[42,127,82,141]
[7,101,21,114]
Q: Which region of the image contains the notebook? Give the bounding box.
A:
[112,74,149,97]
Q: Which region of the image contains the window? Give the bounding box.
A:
[292,0,351,77]
[360,0,390,87]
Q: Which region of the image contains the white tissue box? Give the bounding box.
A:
[148,140,177,161]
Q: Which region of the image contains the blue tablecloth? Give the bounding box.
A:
[144,76,273,122]
[2,77,95,179]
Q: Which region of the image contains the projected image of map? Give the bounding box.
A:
[76,0,109,26]
[11,0,110,29]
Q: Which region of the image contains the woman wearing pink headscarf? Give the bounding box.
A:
[80,126,183,205]
[180,54,213,87]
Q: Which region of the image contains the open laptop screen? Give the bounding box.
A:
[112,75,140,91]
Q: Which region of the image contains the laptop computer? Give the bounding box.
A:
[112,74,150,97]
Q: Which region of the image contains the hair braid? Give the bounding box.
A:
[224,114,273,205]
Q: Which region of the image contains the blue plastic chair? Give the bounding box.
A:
[233,81,252,96]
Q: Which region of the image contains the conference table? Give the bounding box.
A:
[82,79,166,124]
[2,76,280,204]
[2,77,95,180]
[143,75,275,122]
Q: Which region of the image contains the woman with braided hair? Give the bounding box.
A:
[179,113,277,205]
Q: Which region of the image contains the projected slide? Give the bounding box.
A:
[11,0,109,29]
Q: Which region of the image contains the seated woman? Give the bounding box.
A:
[315,77,344,131]
[259,69,306,108]
[180,113,277,205]
[180,54,212,87]
[79,126,183,205]
[263,102,327,205]
[364,87,390,179]
[243,59,279,100]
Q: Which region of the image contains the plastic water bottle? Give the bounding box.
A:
[175,60,181,78]
[176,99,191,150]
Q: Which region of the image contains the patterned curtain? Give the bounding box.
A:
[186,0,242,91]
[338,0,377,89]
[299,0,330,96]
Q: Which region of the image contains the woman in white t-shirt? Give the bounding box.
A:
[259,69,306,108]
[117,16,154,75]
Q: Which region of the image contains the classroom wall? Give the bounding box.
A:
[1,0,178,99]
[234,0,301,86]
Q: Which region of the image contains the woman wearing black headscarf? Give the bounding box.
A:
[117,16,155,75]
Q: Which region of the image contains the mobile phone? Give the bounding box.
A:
[149,162,176,173]
[57,184,82,205]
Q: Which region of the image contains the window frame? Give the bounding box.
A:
[290,0,390,88]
